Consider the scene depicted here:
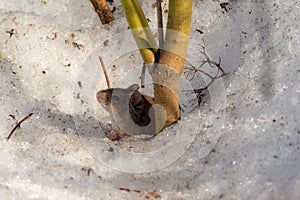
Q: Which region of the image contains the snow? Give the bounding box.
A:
[0,0,299,199]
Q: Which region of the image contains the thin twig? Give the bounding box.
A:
[194,73,227,94]
[183,40,227,105]
[157,0,164,50]
[197,41,225,75]
[141,62,146,88]
[98,56,111,89]
[185,65,215,80]
[194,73,227,105]
[6,113,33,141]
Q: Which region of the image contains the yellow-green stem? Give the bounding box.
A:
[121,0,159,64]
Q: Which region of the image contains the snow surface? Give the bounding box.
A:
[0,0,299,199]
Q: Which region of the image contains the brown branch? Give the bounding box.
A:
[90,0,114,25]
[157,0,164,49]
[6,113,33,141]
[197,41,225,74]
[140,62,146,88]
[98,56,111,89]
[183,41,228,106]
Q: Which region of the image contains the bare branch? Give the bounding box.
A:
[7,113,33,141]
[183,41,227,105]
[140,62,146,88]
[98,56,111,89]
[157,0,164,49]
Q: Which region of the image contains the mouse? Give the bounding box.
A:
[96,84,156,140]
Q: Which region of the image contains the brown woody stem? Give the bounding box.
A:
[90,0,114,24]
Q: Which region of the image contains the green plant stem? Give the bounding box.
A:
[121,0,159,64]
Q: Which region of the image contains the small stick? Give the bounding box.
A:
[6,113,33,141]
[90,0,114,25]
[140,63,146,88]
[98,56,111,89]
[157,0,164,49]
